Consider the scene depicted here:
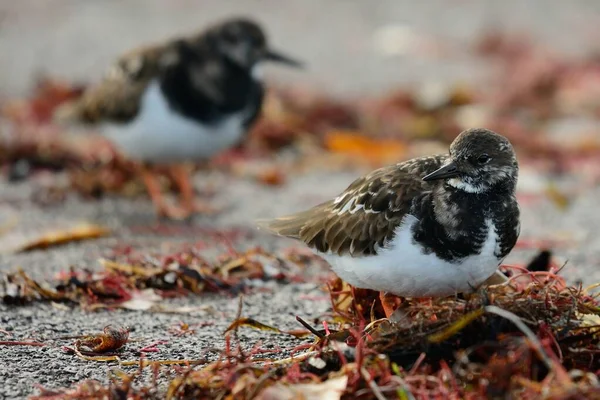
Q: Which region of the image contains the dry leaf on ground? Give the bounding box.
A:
[74,325,129,354]
[14,223,110,253]
[324,130,407,165]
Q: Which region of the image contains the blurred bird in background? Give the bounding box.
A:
[55,18,302,219]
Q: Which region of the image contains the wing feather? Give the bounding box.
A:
[261,156,446,256]
[54,42,169,124]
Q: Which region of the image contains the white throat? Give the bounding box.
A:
[447,178,484,193]
[251,64,264,80]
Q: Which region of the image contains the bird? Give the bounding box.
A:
[54,18,302,219]
[260,128,520,314]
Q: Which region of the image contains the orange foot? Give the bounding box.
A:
[138,165,178,219]
[188,199,220,215]
[155,196,221,220]
[168,164,220,217]
[155,203,193,220]
[138,164,205,220]
[379,292,402,319]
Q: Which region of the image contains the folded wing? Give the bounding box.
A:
[54,42,169,124]
[262,156,444,256]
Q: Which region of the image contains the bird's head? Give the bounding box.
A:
[205,18,302,70]
[422,128,518,193]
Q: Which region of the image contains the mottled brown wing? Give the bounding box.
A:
[263,156,445,256]
[54,42,170,124]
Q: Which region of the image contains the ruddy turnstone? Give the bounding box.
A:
[261,128,520,302]
[55,18,302,219]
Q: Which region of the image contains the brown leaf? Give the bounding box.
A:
[257,168,285,186]
[2,78,84,124]
[256,168,286,186]
[224,317,308,338]
[15,223,110,253]
[15,269,64,301]
[225,317,280,335]
[75,325,129,354]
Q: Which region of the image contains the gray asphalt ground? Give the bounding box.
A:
[2,1,600,398]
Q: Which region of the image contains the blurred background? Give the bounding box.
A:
[3,2,600,397]
[2,0,600,97]
[2,1,600,280]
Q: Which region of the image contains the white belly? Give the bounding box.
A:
[320,215,501,297]
[102,81,246,164]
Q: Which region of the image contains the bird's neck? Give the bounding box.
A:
[158,52,261,125]
[432,182,515,232]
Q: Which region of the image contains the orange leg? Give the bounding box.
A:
[139,165,189,220]
[379,292,402,319]
[168,164,218,216]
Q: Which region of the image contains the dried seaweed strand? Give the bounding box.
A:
[0,340,45,347]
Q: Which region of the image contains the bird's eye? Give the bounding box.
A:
[477,154,491,165]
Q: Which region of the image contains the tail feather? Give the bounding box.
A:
[256,202,332,240]
[256,216,304,238]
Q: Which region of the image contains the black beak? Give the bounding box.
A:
[422,162,460,181]
[263,49,303,68]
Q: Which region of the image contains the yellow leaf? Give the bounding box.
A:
[224,317,309,338]
[15,223,110,253]
[324,131,406,165]
[427,308,485,343]
[545,183,570,210]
